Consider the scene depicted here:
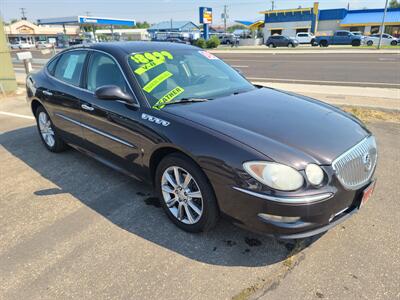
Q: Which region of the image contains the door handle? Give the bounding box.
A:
[81,104,94,111]
[43,90,53,96]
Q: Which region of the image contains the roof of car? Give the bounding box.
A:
[88,41,198,54]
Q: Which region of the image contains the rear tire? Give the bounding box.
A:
[267,43,275,48]
[35,105,67,153]
[155,153,219,233]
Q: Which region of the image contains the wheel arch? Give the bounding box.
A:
[31,98,43,115]
[149,144,222,214]
[148,145,200,185]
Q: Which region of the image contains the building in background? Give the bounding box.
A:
[95,28,150,41]
[238,3,400,39]
[148,21,200,41]
[4,20,79,45]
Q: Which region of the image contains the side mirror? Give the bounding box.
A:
[95,85,134,103]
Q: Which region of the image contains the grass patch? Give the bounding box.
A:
[341,106,400,123]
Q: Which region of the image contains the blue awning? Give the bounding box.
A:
[341,10,400,26]
[234,20,254,27]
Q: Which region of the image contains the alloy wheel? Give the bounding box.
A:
[38,111,55,147]
[161,166,203,224]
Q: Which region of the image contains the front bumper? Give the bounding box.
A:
[213,178,371,239]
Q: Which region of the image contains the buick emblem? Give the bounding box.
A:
[362,153,372,171]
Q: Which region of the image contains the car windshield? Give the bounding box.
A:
[127,49,255,107]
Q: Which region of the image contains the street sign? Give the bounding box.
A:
[16,52,32,61]
[200,7,212,24]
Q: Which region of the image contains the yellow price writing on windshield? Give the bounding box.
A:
[152,86,184,110]
[143,71,172,93]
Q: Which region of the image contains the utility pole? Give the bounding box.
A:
[378,0,389,49]
[222,5,228,33]
[271,1,275,11]
[20,8,27,20]
[85,11,91,16]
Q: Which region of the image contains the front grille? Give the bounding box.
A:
[332,136,377,190]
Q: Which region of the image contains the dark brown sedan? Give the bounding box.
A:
[26,42,377,238]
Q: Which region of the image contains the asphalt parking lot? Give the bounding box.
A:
[1,95,399,300]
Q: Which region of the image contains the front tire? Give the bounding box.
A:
[155,153,219,233]
[391,40,397,46]
[35,105,67,152]
[267,43,275,48]
[367,40,373,46]
[288,43,294,48]
[352,40,361,47]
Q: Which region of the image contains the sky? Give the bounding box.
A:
[1,0,388,25]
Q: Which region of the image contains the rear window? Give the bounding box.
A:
[53,50,87,86]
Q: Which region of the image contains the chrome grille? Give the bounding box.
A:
[332,136,377,190]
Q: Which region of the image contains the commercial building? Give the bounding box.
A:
[4,20,79,44]
[148,21,200,40]
[94,29,150,41]
[238,3,400,39]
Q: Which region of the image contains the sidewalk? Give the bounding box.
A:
[256,82,399,111]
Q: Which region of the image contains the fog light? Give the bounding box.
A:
[258,213,300,223]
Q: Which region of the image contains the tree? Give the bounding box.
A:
[389,0,400,8]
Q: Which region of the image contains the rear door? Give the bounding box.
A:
[78,50,144,175]
[43,49,88,145]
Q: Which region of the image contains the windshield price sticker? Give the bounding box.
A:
[153,86,184,110]
[199,51,219,60]
[143,71,173,93]
[131,51,174,75]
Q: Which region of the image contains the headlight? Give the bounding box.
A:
[243,161,304,191]
[305,164,324,185]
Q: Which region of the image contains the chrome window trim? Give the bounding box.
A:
[45,49,94,94]
[45,48,140,107]
[55,113,136,148]
[232,187,333,204]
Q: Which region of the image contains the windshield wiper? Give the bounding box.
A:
[153,98,209,108]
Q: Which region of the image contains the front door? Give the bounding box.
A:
[78,50,144,176]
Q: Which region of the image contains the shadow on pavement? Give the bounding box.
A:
[1,125,317,267]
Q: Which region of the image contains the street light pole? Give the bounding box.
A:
[377,0,389,49]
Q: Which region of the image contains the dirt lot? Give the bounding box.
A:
[1,96,399,299]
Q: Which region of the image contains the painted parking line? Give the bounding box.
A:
[247,77,400,87]
[231,65,249,68]
[0,111,35,120]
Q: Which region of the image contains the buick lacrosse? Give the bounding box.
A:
[26,42,377,238]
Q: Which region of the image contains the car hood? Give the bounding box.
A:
[164,88,369,168]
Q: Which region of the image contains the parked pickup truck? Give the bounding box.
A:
[315,30,362,47]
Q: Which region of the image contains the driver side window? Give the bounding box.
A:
[86,52,128,93]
